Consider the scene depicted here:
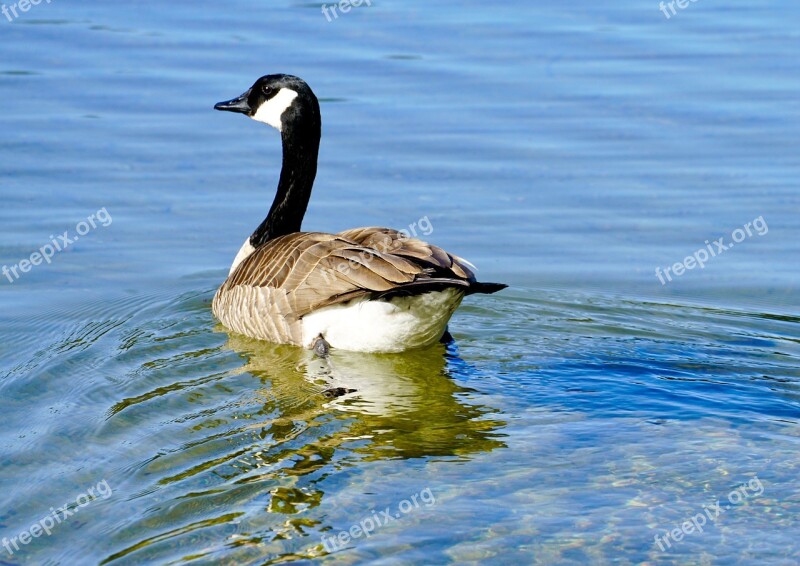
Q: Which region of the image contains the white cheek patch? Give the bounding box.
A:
[250,88,299,131]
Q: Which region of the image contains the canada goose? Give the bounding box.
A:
[212,74,506,354]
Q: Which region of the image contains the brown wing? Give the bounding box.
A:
[336,227,477,282]
[219,229,475,318]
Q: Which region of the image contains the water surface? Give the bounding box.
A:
[1,1,799,564]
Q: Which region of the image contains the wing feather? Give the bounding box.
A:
[213,228,489,345]
[212,227,504,345]
[220,229,478,316]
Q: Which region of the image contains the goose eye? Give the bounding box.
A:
[262,85,275,97]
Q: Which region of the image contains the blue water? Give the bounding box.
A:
[1,1,799,564]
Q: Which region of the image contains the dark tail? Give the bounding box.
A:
[374,279,507,300]
[466,281,507,295]
[374,278,469,300]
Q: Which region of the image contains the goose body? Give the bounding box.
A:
[212,74,505,353]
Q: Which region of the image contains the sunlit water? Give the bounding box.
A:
[1,1,799,564]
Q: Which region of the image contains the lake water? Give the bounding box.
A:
[1,1,799,564]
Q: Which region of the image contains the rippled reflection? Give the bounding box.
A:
[227,334,507,458]
[100,319,505,563]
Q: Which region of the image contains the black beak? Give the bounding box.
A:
[214,90,251,114]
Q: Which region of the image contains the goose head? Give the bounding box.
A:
[214,74,320,134]
[214,74,322,246]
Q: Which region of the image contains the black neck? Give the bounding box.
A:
[250,109,321,247]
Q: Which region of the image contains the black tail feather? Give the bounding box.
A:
[465,282,507,295]
[373,279,507,300]
[374,278,469,300]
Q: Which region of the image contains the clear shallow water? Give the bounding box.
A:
[1,1,799,564]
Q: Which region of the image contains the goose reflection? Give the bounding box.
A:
[224,333,506,460]
[100,330,505,563]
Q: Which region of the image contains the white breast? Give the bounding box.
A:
[229,238,256,275]
[301,288,465,353]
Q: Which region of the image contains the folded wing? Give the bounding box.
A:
[219,228,477,318]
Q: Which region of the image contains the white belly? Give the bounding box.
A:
[301,288,464,353]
